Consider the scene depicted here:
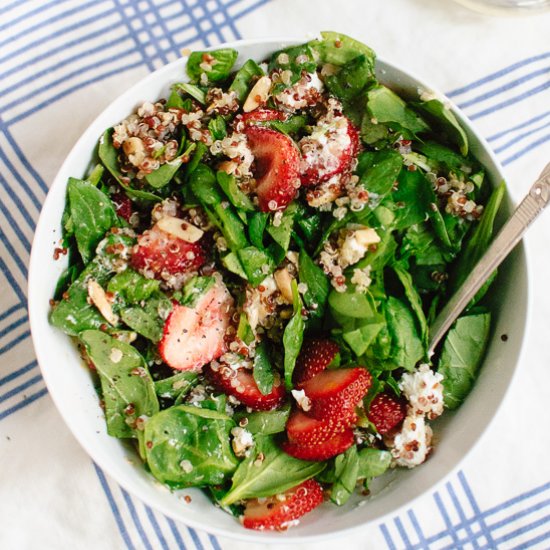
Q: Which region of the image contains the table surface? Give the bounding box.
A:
[1,1,550,549]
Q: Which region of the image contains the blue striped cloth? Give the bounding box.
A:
[1,1,550,549]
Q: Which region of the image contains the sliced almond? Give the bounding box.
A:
[87,279,119,326]
[243,76,272,113]
[274,268,294,304]
[156,216,204,243]
[123,137,146,166]
[286,250,299,268]
[354,227,381,247]
[218,160,238,175]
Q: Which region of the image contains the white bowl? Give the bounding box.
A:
[28,38,529,542]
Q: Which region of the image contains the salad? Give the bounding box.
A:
[50,32,503,531]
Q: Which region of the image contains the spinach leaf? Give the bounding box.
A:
[208,116,227,141]
[119,293,172,343]
[266,202,298,252]
[144,402,238,487]
[268,44,317,91]
[184,141,208,180]
[98,128,123,184]
[253,340,275,396]
[237,246,275,286]
[176,82,206,104]
[343,320,384,357]
[330,445,359,506]
[79,330,159,438]
[324,54,376,101]
[266,115,307,136]
[166,88,185,109]
[221,251,248,280]
[401,224,447,266]
[392,169,433,230]
[248,211,269,249]
[237,312,255,346]
[329,286,377,322]
[154,371,198,403]
[298,249,329,322]
[437,313,491,409]
[450,183,505,292]
[367,86,429,139]
[357,448,391,484]
[229,59,265,101]
[145,148,193,189]
[415,98,469,156]
[357,149,403,199]
[310,31,376,66]
[233,403,291,436]
[107,269,160,303]
[186,48,238,83]
[216,170,254,211]
[87,164,104,186]
[416,141,472,174]
[67,178,119,264]
[283,280,305,389]
[123,187,162,203]
[177,275,215,307]
[219,435,324,506]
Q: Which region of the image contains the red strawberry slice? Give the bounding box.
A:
[286,409,356,446]
[131,223,206,278]
[242,479,323,531]
[244,126,300,212]
[205,364,286,411]
[293,338,339,385]
[241,109,288,124]
[159,280,233,371]
[298,368,372,421]
[367,392,407,435]
[299,116,359,187]
[281,428,355,461]
[112,192,133,222]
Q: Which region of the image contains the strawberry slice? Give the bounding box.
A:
[131,223,206,278]
[293,338,340,385]
[298,368,372,421]
[244,126,300,212]
[205,364,286,411]
[286,409,356,446]
[367,392,407,435]
[242,479,323,531]
[299,116,359,187]
[281,428,355,461]
[159,280,233,371]
[112,191,133,222]
[241,109,288,124]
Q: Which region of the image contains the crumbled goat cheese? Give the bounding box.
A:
[291,389,312,412]
[109,348,123,364]
[274,72,323,111]
[231,427,254,457]
[389,413,433,468]
[400,364,444,419]
[243,275,285,332]
[339,227,380,268]
[180,459,194,473]
[351,266,372,292]
[306,174,344,207]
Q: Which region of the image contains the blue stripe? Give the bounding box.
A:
[187,527,205,550]
[494,512,550,545]
[434,491,462,548]
[0,0,31,16]
[179,0,212,47]
[0,185,34,252]
[2,46,140,113]
[214,0,242,41]
[408,509,429,549]
[487,110,550,142]
[229,0,272,21]
[5,60,145,126]
[166,517,188,550]
[446,481,478,548]
[93,464,136,550]
[0,314,27,339]
[142,0,180,56]
[0,33,131,100]
[0,374,42,405]
[0,254,27,303]
[458,471,496,549]
[0,303,24,323]
[447,51,550,97]
[208,534,222,550]
[457,65,550,110]
[520,528,550,549]
[482,480,550,519]
[0,386,47,421]
[135,0,169,65]
[120,488,154,550]
[0,4,118,66]
[144,505,170,550]
[394,516,413,548]
[488,496,550,531]
[494,120,550,154]
[0,329,31,355]
[0,0,105,48]
[0,0,79,35]
[503,132,550,165]
[0,360,37,387]
[379,523,397,550]
[469,79,550,120]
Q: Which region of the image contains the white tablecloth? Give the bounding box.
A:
[1,1,550,548]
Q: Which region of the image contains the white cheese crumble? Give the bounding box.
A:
[390,413,433,468]
[231,427,254,457]
[400,364,444,419]
[351,266,372,293]
[339,227,380,269]
[274,72,323,111]
[291,389,312,412]
[109,348,123,364]
[180,459,194,473]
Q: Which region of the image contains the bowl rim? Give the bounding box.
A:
[27,35,531,543]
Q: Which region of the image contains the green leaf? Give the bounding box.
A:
[437,313,491,409]
[184,141,208,180]
[248,211,269,249]
[220,435,324,506]
[79,330,159,438]
[237,246,275,286]
[229,59,265,101]
[216,170,254,211]
[266,202,298,252]
[177,276,216,307]
[343,321,384,357]
[98,128,123,184]
[357,448,391,483]
[367,86,429,138]
[237,312,255,346]
[253,341,275,396]
[123,187,162,202]
[268,44,317,90]
[392,169,433,230]
[414,98,469,156]
[145,150,191,189]
[166,88,185,109]
[266,115,307,136]
[107,270,160,303]
[298,249,329,322]
[119,294,172,343]
[154,372,199,402]
[176,82,206,104]
[87,164,104,186]
[67,178,119,264]
[310,31,376,66]
[283,280,305,389]
[324,54,376,102]
[330,445,359,506]
[416,141,472,174]
[221,251,248,280]
[233,403,291,436]
[357,149,403,199]
[329,286,377,321]
[186,48,238,83]
[208,115,227,141]
[144,401,238,487]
